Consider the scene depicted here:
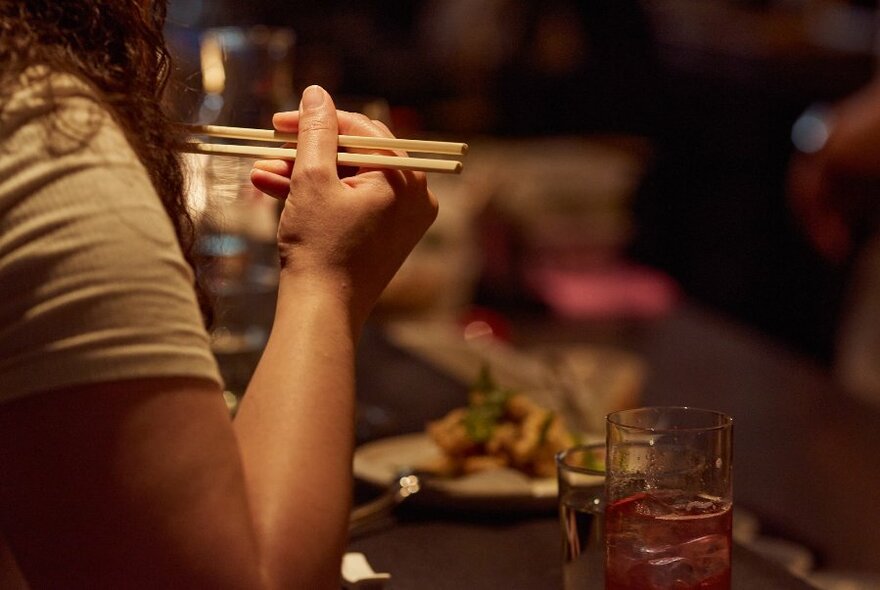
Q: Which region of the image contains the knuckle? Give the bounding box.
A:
[350,112,373,127]
[409,172,430,195]
[298,117,332,134]
[425,189,440,220]
[294,161,331,183]
[413,172,428,189]
[372,120,393,136]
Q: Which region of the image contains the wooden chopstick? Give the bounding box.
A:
[186,124,469,156]
[181,142,463,174]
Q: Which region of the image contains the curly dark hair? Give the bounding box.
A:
[0,0,211,325]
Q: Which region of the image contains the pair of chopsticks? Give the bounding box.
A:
[181,124,467,174]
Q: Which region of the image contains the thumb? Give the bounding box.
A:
[293,85,339,180]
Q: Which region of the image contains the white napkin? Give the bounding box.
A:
[342,552,391,589]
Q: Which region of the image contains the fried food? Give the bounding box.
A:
[425,366,576,478]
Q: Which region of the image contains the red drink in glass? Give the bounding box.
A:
[605,490,732,590]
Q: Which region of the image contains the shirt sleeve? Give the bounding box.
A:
[0,74,223,403]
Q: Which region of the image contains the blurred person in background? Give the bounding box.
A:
[625,0,880,367]
[0,1,436,588]
[788,74,880,406]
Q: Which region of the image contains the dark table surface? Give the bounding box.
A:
[349,518,816,589]
[350,302,880,588]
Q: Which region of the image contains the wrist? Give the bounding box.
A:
[275,269,367,336]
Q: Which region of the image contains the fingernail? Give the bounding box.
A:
[300,85,324,111]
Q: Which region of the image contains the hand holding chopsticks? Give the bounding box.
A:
[181,124,467,174]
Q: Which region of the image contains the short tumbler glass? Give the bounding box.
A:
[556,442,606,590]
[604,407,733,590]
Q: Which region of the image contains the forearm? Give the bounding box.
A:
[230,84,436,587]
[233,273,360,589]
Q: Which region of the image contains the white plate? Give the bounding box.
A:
[353,433,561,512]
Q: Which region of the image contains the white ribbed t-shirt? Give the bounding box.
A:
[0,70,222,402]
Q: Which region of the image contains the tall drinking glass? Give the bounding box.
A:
[557,443,606,590]
[604,407,733,590]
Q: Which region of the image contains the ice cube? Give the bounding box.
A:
[622,534,729,589]
[618,492,676,518]
[680,534,730,578]
[626,556,696,589]
[683,498,716,514]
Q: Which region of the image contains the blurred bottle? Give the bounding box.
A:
[173,24,298,399]
[196,25,297,126]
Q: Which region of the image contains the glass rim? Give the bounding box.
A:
[606,406,733,433]
[555,442,606,476]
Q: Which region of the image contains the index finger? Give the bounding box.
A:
[273,110,390,140]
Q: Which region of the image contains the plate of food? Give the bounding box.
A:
[353,367,602,513]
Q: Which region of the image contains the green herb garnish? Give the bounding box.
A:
[537,411,555,446]
[462,364,513,443]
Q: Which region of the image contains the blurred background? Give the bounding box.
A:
[166,0,880,408]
